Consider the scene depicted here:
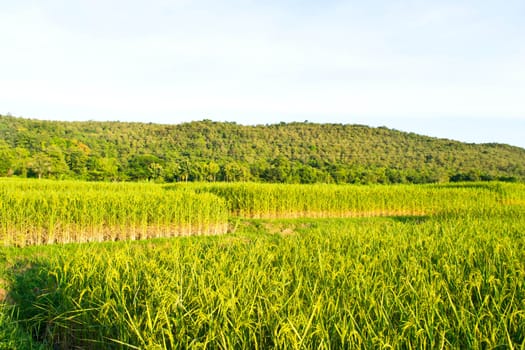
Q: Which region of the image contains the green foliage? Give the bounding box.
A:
[1,115,524,184]
[178,182,519,218]
[2,179,524,246]
[0,179,229,246]
[0,304,46,349]
[0,181,523,348]
[2,209,524,348]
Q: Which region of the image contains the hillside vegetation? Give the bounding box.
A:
[1,115,524,184]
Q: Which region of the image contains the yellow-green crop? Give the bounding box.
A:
[3,209,524,349]
[0,180,524,348]
[0,178,228,246]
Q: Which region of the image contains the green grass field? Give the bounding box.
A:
[1,179,524,349]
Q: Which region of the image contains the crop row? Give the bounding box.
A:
[178,182,523,218]
[3,210,524,348]
[0,179,228,246]
[2,179,524,246]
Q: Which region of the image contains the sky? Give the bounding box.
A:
[1,0,524,148]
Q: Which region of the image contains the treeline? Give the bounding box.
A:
[0,115,524,184]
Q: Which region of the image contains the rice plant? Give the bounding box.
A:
[1,179,523,348]
[2,200,524,348]
[0,179,228,246]
[177,182,517,219]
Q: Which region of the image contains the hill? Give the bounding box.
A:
[0,114,523,184]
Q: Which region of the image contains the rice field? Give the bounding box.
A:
[0,179,229,246]
[173,181,522,218]
[0,179,524,349]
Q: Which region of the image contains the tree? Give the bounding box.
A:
[13,147,30,177]
[28,153,53,179]
[161,162,180,182]
[1,114,524,184]
[0,140,15,176]
[206,161,220,182]
[223,161,250,182]
[46,145,69,178]
[65,141,91,177]
[178,160,191,182]
[87,157,119,181]
[148,162,163,182]
[126,154,164,181]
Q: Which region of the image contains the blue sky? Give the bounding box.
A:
[1,0,524,148]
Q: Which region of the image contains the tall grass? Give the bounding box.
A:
[175,182,520,218]
[3,180,524,246]
[0,179,228,246]
[4,209,524,348]
[1,180,524,347]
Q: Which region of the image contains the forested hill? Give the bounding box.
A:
[0,115,524,184]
